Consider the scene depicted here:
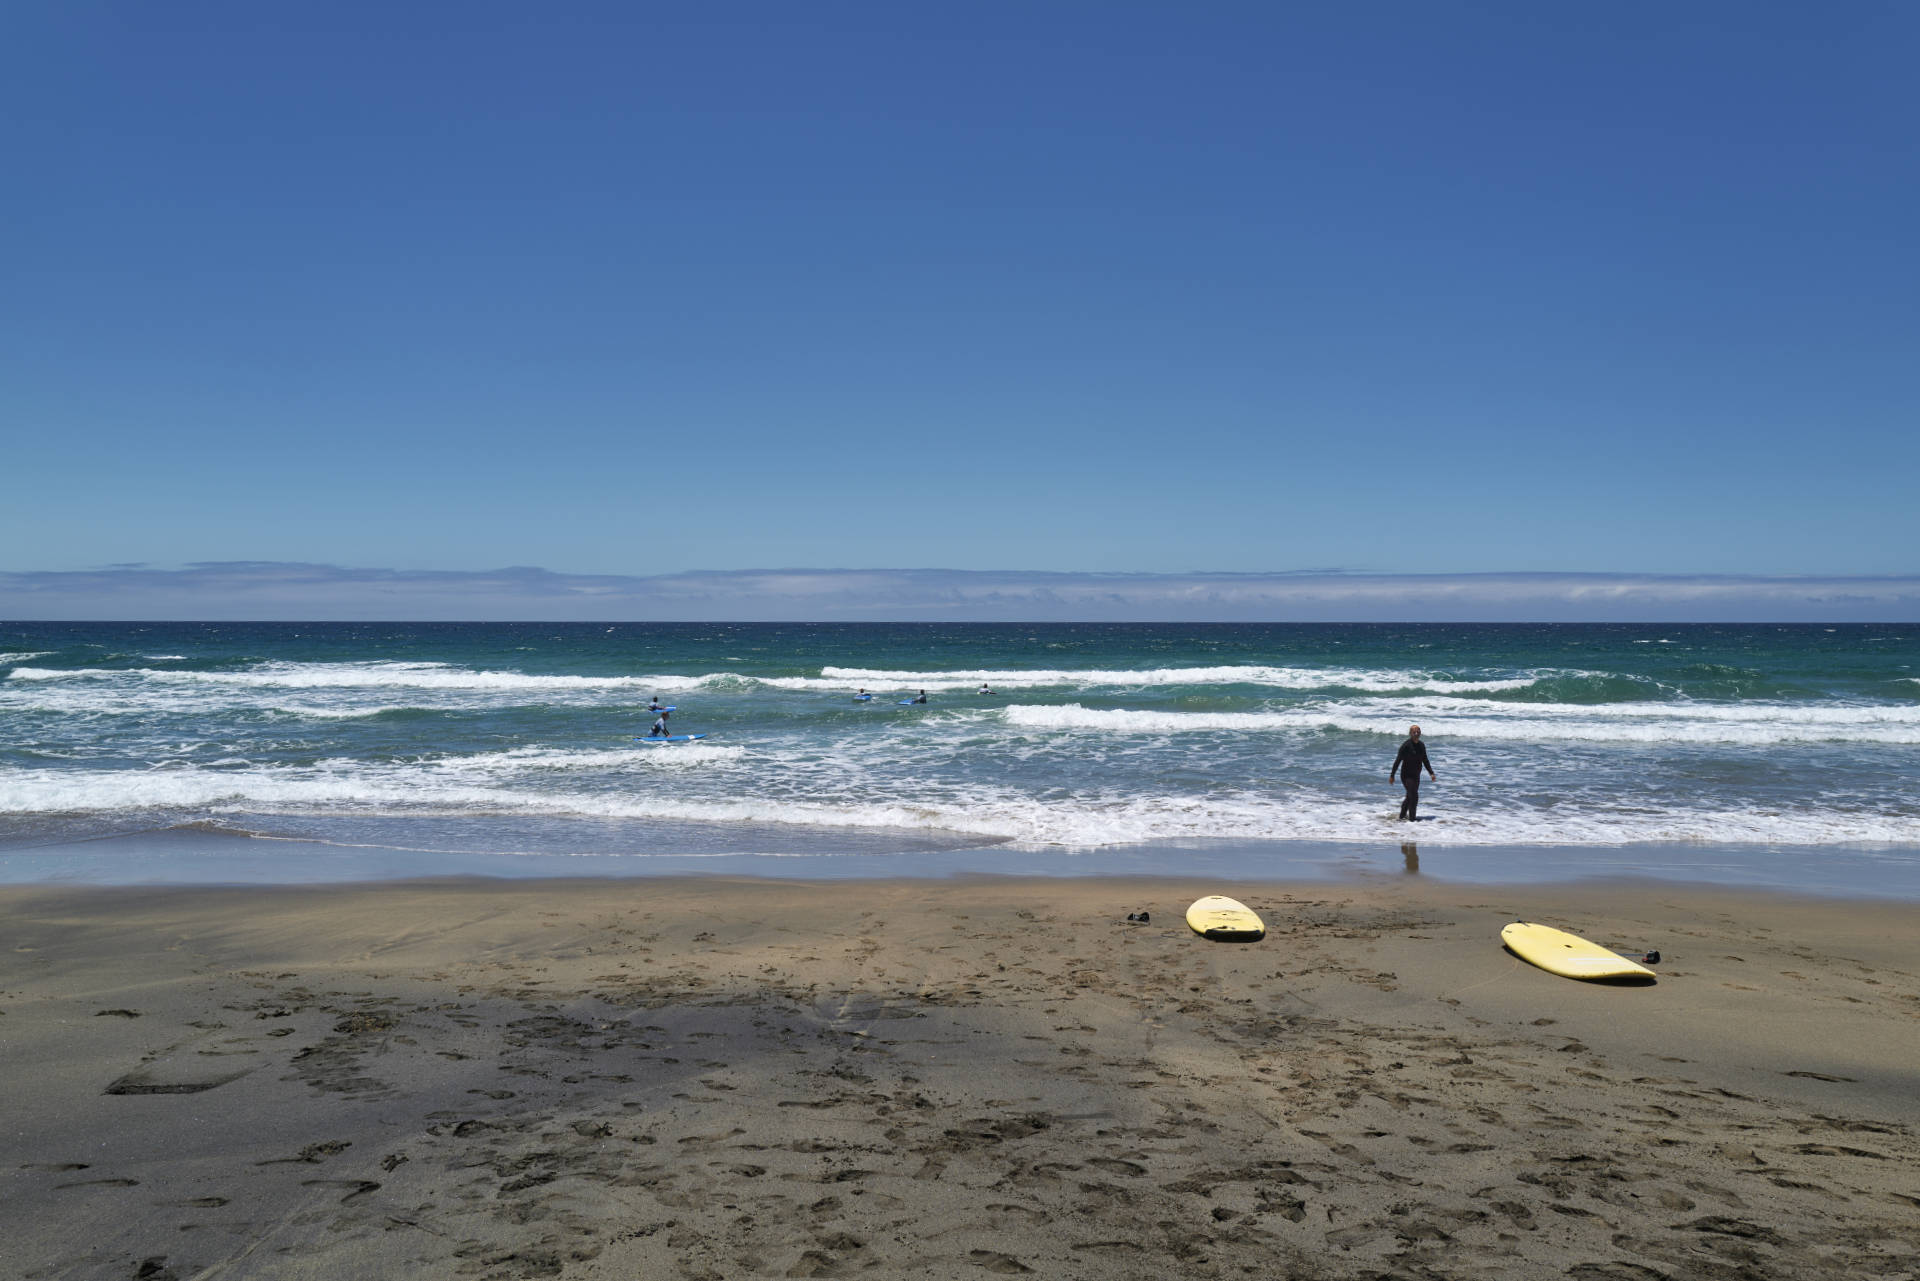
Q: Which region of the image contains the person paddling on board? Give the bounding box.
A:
[977,683,994,695]
[647,696,666,712]
[649,710,671,738]
[1390,724,1436,821]
[912,690,928,704]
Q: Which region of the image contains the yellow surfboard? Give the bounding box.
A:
[1502,922,1655,981]
[1186,895,1265,941]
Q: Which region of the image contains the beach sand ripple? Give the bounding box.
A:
[2,876,1916,1279]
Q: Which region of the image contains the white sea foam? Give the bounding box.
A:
[1006,705,1299,733]
[7,666,1916,749]
[0,660,1571,723]
[440,743,748,773]
[818,664,1550,693]
[1002,700,1920,745]
[266,705,425,720]
[3,761,1913,848]
[0,652,55,664]
[0,667,709,724]
[5,662,678,692]
[0,681,448,723]
[1379,695,1920,744]
[0,743,746,813]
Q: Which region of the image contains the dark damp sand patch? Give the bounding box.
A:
[0,875,1916,1280]
[102,1076,246,1097]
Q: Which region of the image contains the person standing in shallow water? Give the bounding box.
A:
[1390,725,1436,821]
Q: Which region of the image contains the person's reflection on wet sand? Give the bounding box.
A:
[1401,842,1420,875]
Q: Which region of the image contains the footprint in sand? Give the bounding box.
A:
[300,1178,380,1203]
[104,1067,252,1096]
[257,1140,351,1165]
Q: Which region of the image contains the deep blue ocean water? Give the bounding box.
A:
[2,621,1916,891]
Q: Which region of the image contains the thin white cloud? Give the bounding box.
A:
[0,563,1916,620]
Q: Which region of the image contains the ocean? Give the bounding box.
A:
[3,621,1917,893]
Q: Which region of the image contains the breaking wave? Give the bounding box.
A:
[5,660,1571,697]
[1003,701,1920,745]
[1,759,1911,849]
[817,664,1550,693]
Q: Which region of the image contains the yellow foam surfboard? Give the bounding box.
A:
[1186,895,1264,941]
[1502,921,1655,981]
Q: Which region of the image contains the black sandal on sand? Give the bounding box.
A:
[1125,911,1151,924]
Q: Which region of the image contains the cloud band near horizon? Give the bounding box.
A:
[2,563,1916,621]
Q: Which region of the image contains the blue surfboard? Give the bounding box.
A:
[898,699,927,706]
[633,734,707,744]
[853,694,873,701]
[645,705,677,713]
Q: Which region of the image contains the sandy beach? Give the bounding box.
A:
[2,873,1916,1280]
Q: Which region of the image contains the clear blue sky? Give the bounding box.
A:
[4,2,1915,580]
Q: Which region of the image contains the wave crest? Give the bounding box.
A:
[1002,700,1920,745]
[820,664,1550,693]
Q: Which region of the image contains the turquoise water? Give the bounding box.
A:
[2,622,1917,888]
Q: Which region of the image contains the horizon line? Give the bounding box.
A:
[4,563,1917,624]
[1,616,1912,626]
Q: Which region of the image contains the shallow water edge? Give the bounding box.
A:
[5,821,1918,901]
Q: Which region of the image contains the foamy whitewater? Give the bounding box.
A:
[2,622,1917,883]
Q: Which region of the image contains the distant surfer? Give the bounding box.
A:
[912,690,928,704]
[647,697,666,712]
[1390,725,1435,821]
[977,683,994,695]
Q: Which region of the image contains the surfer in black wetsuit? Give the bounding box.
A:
[1390,725,1435,821]
[912,690,928,704]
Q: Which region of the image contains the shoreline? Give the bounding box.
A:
[6,823,1920,902]
[2,873,1915,1279]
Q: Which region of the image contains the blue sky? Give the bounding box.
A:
[2,3,1916,610]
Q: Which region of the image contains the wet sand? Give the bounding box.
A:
[1,874,1915,1280]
